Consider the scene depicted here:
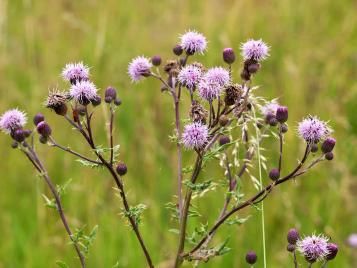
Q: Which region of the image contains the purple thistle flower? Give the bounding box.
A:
[260,100,279,117]
[0,109,27,134]
[61,62,90,83]
[241,39,270,61]
[298,116,331,144]
[69,80,98,105]
[197,80,222,101]
[347,233,357,248]
[182,122,208,149]
[204,67,230,87]
[297,234,330,263]
[180,30,207,55]
[128,56,152,82]
[178,65,202,89]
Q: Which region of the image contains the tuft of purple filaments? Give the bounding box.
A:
[182,122,208,149]
[62,62,90,83]
[180,30,207,54]
[128,56,152,82]
[241,39,269,61]
[197,80,222,102]
[0,109,27,134]
[204,67,230,87]
[298,116,331,143]
[69,80,98,103]
[297,234,330,262]
[178,65,202,89]
[260,101,279,117]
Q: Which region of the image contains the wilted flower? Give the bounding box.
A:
[0,109,27,134]
[61,62,90,84]
[204,67,230,87]
[241,39,270,61]
[69,80,98,105]
[182,122,208,149]
[178,65,202,89]
[180,30,207,55]
[297,234,329,263]
[197,80,222,101]
[128,56,152,82]
[298,116,331,143]
[45,89,69,115]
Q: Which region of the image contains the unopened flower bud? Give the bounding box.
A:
[325,152,334,161]
[36,121,51,137]
[23,129,32,138]
[311,143,319,153]
[39,135,48,144]
[33,113,45,126]
[219,135,230,146]
[240,69,250,81]
[269,117,278,127]
[116,162,127,176]
[281,124,288,133]
[91,95,102,106]
[276,106,288,123]
[247,63,260,74]
[11,141,18,149]
[223,48,236,64]
[269,168,280,180]
[321,137,336,153]
[287,244,295,252]
[287,228,300,244]
[114,98,122,106]
[151,55,162,66]
[12,129,25,142]
[245,251,257,264]
[105,87,117,103]
[219,115,229,126]
[173,44,183,56]
[326,243,338,260]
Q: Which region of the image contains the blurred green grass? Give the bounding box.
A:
[0,0,356,267]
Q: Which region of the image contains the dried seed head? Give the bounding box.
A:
[190,101,208,124]
[164,60,180,76]
[224,84,242,106]
[219,115,229,126]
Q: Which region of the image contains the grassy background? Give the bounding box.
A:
[0,0,356,267]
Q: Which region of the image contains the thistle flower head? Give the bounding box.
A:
[260,100,279,117]
[128,56,152,82]
[61,62,90,83]
[0,109,27,134]
[298,116,331,143]
[241,39,270,61]
[182,122,208,149]
[297,234,330,263]
[69,80,98,105]
[204,67,230,87]
[180,30,207,55]
[197,80,222,101]
[178,65,202,89]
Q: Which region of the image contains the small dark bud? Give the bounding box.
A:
[114,98,122,106]
[91,95,102,106]
[219,135,230,146]
[36,121,52,137]
[222,48,236,64]
[54,103,68,115]
[326,243,338,260]
[22,141,28,147]
[325,152,334,161]
[276,106,288,123]
[33,113,45,126]
[76,105,86,116]
[265,113,275,124]
[310,143,319,153]
[219,115,229,127]
[13,129,25,142]
[245,251,257,264]
[240,68,251,81]
[186,49,195,56]
[190,101,207,124]
[116,162,127,176]
[11,141,18,149]
[247,63,260,74]
[105,96,113,103]
[173,44,183,56]
[39,135,48,144]
[151,55,162,66]
[287,244,295,252]
[269,117,278,127]
[105,87,117,102]
[281,124,288,133]
[287,228,300,244]
[23,129,32,138]
[269,168,280,181]
[321,137,336,154]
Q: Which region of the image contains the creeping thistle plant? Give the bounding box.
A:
[1,31,338,267]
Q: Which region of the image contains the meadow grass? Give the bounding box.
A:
[0,0,356,267]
